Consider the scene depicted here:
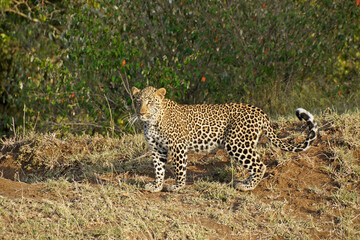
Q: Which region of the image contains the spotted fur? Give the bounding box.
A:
[132,86,318,192]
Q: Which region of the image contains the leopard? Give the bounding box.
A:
[132,86,318,192]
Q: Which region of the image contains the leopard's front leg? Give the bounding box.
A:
[145,149,167,192]
[167,145,188,192]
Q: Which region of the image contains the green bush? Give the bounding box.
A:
[1,0,359,136]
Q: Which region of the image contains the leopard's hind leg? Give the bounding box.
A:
[224,123,266,191]
[233,152,266,191]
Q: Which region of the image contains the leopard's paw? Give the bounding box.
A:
[234,180,256,191]
[144,182,163,192]
[166,184,185,192]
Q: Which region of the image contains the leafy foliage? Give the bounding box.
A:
[1,0,359,136]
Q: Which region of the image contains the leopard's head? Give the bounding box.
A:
[132,86,166,123]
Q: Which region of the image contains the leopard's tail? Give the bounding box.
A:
[263,108,318,152]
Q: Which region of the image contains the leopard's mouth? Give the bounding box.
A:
[139,114,150,121]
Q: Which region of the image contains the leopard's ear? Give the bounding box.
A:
[132,87,141,97]
[155,88,166,100]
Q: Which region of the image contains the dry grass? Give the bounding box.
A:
[1,133,148,183]
[0,110,360,239]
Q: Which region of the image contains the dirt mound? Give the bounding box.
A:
[0,154,19,181]
[0,118,354,203]
[0,154,43,199]
[0,177,42,200]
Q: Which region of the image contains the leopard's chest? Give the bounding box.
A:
[144,124,170,149]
